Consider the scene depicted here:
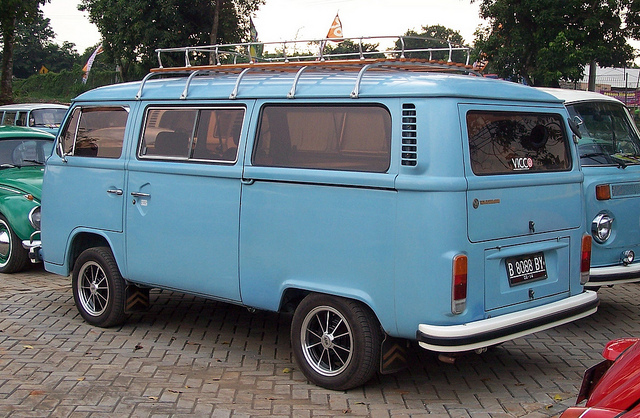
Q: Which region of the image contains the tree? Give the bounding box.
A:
[473,0,635,87]
[396,25,469,63]
[0,0,47,104]
[79,0,264,81]
[9,12,79,78]
[322,39,383,59]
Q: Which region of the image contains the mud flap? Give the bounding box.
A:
[125,284,150,313]
[380,335,408,374]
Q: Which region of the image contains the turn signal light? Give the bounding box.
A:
[581,235,592,285]
[595,184,611,200]
[452,254,467,314]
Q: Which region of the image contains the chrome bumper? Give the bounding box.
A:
[22,231,42,263]
[417,291,599,353]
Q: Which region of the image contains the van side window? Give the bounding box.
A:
[59,107,128,158]
[254,105,391,173]
[467,111,571,175]
[139,107,244,162]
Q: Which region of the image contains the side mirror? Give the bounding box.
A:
[568,117,582,143]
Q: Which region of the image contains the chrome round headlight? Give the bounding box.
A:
[28,206,41,230]
[621,250,635,265]
[591,212,613,243]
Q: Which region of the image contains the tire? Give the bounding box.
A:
[72,247,126,327]
[291,293,382,390]
[0,214,29,273]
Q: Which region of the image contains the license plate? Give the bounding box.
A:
[506,252,547,286]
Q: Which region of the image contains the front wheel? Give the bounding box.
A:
[72,247,126,327]
[0,214,29,273]
[291,293,382,390]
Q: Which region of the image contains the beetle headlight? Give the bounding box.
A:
[29,206,41,230]
[591,212,613,243]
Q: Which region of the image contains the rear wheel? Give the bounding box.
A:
[291,293,381,390]
[0,214,29,273]
[72,247,126,327]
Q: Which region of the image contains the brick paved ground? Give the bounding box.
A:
[0,265,638,417]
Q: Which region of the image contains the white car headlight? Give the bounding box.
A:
[29,206,41,230]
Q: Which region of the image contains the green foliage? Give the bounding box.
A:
[473,0,636,86]
[13,66,118,103]
[397,26,468,62]
[79,0,264,81]
[8,12,79,78]
[0,0,49,103]
[322,39,383,59]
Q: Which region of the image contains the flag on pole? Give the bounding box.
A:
[82,44,104,84]
[249,17,259,60]
[326,13,343,41]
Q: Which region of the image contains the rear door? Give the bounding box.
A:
[461,105,583,311]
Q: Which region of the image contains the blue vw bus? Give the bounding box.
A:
[33,37,598,390]
[541,88,640,288]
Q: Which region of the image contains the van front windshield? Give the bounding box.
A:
[567,101,640,166]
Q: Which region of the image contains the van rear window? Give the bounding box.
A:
[254,105,391,173]
[467,111,571,175]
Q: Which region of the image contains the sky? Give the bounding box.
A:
[41,0,485,55]
[40,0,640,66]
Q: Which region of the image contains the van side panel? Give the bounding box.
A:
[239,99,400,332]
[239,181,398,328]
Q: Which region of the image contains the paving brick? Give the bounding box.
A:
[0,269,638,416]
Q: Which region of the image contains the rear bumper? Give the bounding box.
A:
[587,263,640,287]
[417,291,599,352]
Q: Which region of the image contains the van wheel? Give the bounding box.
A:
[0,215,29,273]
[72,247,126,327]
[291,293,381,390]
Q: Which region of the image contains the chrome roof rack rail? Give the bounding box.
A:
[288,66,309,99]
[181,69,208,100]
[229,68,253,99]
[147,36,481,100]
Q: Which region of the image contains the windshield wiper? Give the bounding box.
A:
[0,164,16,169]
[609,155,628,169]
[22,159,44,165]
[580,152,627,168]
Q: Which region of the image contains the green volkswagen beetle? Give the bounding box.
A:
[0,126,54,273]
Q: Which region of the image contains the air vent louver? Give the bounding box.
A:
[401,104,417,166]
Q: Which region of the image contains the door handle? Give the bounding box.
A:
[131,192,151,198]
[107,189,123,195]
[241,178,255,185]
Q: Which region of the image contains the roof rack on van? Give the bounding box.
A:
[137,36,481,100]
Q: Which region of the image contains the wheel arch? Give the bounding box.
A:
[66,231,123,277]
[279,286,388,334]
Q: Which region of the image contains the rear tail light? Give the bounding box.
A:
[595,184,611,200]
[581,235,592,285]
[452,254,467,314]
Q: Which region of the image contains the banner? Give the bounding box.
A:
[82,44,104,84]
